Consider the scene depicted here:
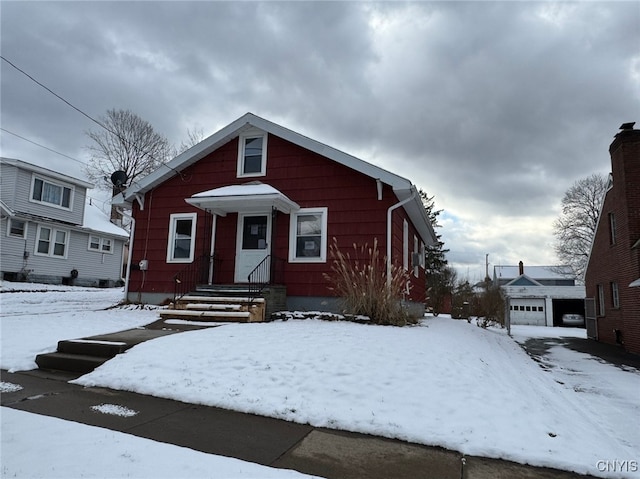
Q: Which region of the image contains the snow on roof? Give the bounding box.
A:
[192,183,280,198]
[83,199,128,238]
[494,265,574,280]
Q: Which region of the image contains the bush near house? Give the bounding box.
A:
[325,238,416,326]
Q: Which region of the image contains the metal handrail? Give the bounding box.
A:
[173,254,217,304]
[247,255,284,300]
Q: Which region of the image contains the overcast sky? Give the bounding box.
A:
[1,1,638,282]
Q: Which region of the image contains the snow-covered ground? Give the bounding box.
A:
[2,282,639,478]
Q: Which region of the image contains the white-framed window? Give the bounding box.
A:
[289,207,328,263]
[611,282,620,309]
[237,133,267,177]
[597,284,605,316]
[167,213,197,263]
[608,213,617,245]
[403,219,409,271]
[8,219,26,238]
[35,225,68,258]
[419,241,425,268]
[88,235,113,253]
[30,176,73,209]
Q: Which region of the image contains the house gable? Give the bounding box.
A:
[506,275,542,287]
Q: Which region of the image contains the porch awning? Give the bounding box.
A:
[185,183,300,215]
[630,278,640,288]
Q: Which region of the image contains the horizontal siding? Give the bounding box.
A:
[9,167,86,225]
[129,133,428,304]
[0,164,18,210]
[1,218,123,282]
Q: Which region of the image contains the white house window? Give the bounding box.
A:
[611,282,620,309]
[289,207,328,263]
[167,213,197,263]
[8,219,26,238]
[88,235,113,253]
[35,225,68,258]
[237,133,267,177]
[608,213,616,245]
[413,235,419,277]
[31,176,73,209]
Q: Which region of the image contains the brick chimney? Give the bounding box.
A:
[519,261,524,276]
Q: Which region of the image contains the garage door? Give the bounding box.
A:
[509,298,546,326]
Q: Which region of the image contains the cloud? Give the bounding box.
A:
[1,1,637,282]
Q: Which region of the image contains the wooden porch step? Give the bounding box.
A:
[184,303,243,311]
[159,309,252,322]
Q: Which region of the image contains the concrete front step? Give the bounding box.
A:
[159,309,252,322]
[58,339,129,358]
[184,303,243,311]
[35,352,107,374]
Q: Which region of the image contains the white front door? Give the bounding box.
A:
[234,213,271,283]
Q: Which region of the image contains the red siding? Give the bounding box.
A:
[585,129,640,355]
[128,134,427,304]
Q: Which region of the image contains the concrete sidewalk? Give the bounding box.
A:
[1,367,594,479]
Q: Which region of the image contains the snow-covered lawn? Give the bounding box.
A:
[0,283,157,371]
[2,282,639,478]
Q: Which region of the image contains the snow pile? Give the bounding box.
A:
[91,404,139,417]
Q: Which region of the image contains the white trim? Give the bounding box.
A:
[29,174,74,211]
[413,234,419,277]
[7,218,27,239]
[235,212,272,282]
[289,207,328,263]
[88,234,113,254]
[237,132,268,178]
[166,212,197,263]
[34,224,69,259]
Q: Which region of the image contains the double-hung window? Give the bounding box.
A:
[88,235,113,253]
[237,133,267,177]
[611,282,620,309]
[31,176,73,209]
[35,225,68,258]
[597,284,605,316]
[289,207,328,262]
[167,213,197,263]
[8,219,26,238]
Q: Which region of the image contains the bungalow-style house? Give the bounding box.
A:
[585,123,640,356]
[494,262,585,326]
[115,113,436,317]
[1,158,128,287]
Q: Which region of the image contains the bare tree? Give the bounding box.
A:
[85,109,174,190]
[553,173,608,279]
[177,127,206,154]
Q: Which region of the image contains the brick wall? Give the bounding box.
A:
[585,127,640,356]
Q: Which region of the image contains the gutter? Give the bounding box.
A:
[386,187,417,287]
[117,208,136,302]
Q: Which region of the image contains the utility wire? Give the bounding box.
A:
[1,55,109,132]
[1,55,186,181]
[0,127,85,165]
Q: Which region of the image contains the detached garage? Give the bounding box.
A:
[509,298,546,326]
[495,264,585,328]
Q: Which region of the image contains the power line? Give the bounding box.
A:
[1,55,108,132]
[0,127,85,165]
[1,54,186,182]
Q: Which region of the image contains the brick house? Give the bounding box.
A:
[585,123,640,355]
[115,113,436,318]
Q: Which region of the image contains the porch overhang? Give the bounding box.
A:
[185,183,300,216]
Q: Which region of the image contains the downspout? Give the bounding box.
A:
[117,207,136,303]
[386,188,417,287]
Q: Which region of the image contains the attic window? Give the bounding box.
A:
[237,133,267,178]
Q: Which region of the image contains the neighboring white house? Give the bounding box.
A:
[494,262,585,327]
[0,158,128,287]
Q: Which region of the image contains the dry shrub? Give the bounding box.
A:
[324,237,416,326]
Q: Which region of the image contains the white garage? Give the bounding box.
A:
[509,298,546,326]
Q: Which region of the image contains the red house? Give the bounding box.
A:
[116,113,436,319]
[585,123,640,355]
